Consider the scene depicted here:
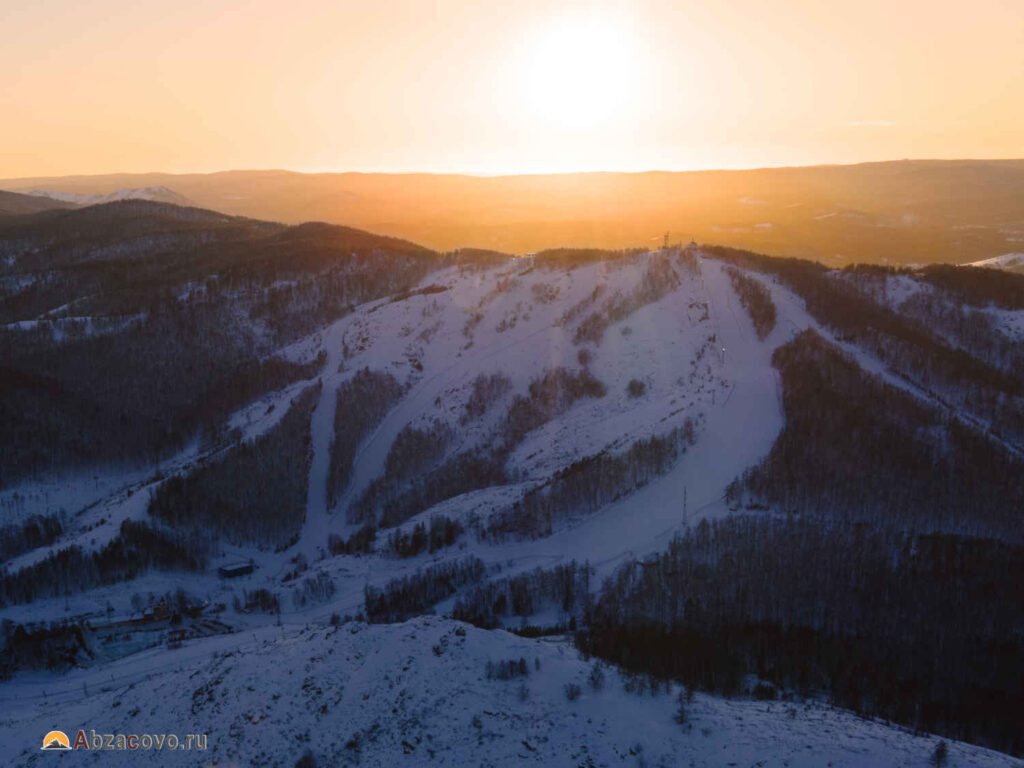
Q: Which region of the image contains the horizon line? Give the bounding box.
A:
[3,156,1024,184]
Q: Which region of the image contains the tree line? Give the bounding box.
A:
[572,254,681,345]
[503,367,607,447]
[0,513,63,562]
[728,329,1024,540]
[0,620,92,678]
[0,202,447,488]
[384,515,464,558]
[462,373,512,424]
[364,557,486,623]
[0,519,208,607]
[725,265,776,340]
[331,369,405,517]
[452,561,592,629]
[148,384,319,549]
[577,514,1024,756]
[483,422,695,541]
[706,246,1024,450]
[350,418,455,524]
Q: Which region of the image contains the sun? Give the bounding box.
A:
[519,13,637,130]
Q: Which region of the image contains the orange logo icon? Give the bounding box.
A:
[41,730,71,751]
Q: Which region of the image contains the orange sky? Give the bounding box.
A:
[2,0,1023,178]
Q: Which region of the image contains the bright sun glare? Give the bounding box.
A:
[520,14,636,129]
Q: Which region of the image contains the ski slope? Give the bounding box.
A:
[4,248,1023,766]
[7,248,1021,622]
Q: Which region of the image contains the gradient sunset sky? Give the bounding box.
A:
[3,0,1023,178]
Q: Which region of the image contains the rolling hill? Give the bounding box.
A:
[5,159,1024,264]
[0,190,77,217]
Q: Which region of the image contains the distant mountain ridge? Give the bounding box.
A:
[3,159,1024,264]
[17,185,193,208]
[0,189,77,216]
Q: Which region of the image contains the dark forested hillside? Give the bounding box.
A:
[578,516,1024,756]
[574,312,1024,756]
[364,558,487,623]
[0,519,208,607]
[328,369,406,510]
[0,201,444,488]
[0,323,321,488]
[484,424,695,541]
[707,246,1024,449]
[729,330,1024,539]
[148,385,320,549]
[726,266,776,339]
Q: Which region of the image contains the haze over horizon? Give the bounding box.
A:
[5,156,1024,182]
[3,0,1023,178]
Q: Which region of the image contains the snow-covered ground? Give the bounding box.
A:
[2,617,1015,768]
[4,248,1023,766]
[8,247,1023,605]
[965,252,1024,272]
[8,249,1022,620]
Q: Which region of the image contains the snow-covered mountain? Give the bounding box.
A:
[1,202,1022,765]
[22,185,193,208]
[966,252,1024,273]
